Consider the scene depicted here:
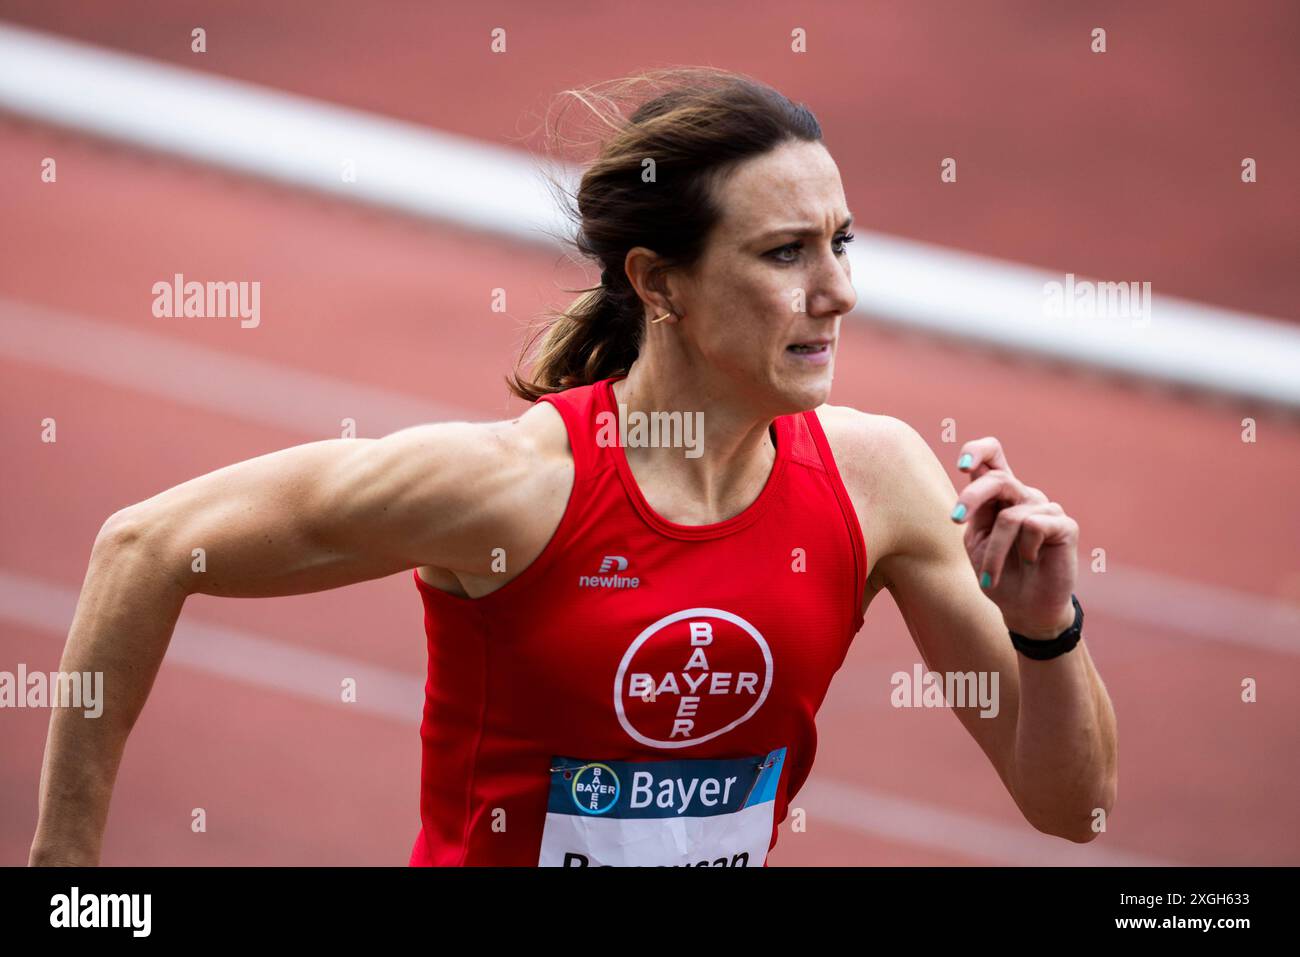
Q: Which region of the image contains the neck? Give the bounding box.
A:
[612,354,778,524]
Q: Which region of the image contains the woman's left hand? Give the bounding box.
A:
[950,437,1078,640]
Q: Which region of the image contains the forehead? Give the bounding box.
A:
[712,140,847,235]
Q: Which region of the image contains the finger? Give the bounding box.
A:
[953,470,1019,536]
[1016,502,1065,563]
[951,469,1045,533]
[956,436,1011,480]
[1011,512,1077,571]
[978,503,1040,588]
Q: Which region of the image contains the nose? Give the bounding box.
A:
[808,250,858,319]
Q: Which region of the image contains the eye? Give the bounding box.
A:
[769,242,802,263]
[766,233,856,264]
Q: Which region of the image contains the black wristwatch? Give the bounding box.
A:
[1008,594,1084,660]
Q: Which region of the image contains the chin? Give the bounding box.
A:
[773,363,834,414]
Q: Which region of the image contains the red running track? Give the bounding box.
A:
[1,3,1298,865]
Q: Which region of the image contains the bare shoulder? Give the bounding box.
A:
[812,404,919,477]
[339,402,567,511]
[378,400,571,492]
[510,397,574,463]
[812,404,956,592]
[409,399,575,595]
[812,403,938,506]
[477,400,576,535]
[490,400,576,513]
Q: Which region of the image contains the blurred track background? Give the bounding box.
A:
[1,1,1298,865]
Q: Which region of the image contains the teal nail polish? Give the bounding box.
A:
[980,571,992,589]
[951,503,967,521]
[958,453,973,470]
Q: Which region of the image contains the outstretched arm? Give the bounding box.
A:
[29,416,542,865]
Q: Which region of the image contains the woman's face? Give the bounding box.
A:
[669,138,858,415]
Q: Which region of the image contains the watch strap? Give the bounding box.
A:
[1009,593,1083,660]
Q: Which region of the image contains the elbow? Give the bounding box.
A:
[91,504,168,575]
[93,506,148,557]
[1023,808,1100,844]
[92,504,194,598]
[1032,818,1101,844]
[1023,778,1118,845]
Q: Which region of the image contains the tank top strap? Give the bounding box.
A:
[799,407,869,629]
[782,408,826,471]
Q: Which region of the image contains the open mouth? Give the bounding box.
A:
[786,342,831,355]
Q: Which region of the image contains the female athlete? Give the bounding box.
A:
[30,67,1116,867]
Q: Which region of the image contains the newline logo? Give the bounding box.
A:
[579,555,640,589]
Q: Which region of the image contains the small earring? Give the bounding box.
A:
[651,311,672,324]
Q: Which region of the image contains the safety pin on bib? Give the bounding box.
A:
[549,762,587,774]
[740,755,779,806]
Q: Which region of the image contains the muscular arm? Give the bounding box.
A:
[29,411,558,865]
[829,411,1117,843]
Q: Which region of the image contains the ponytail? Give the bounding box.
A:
[507,273,643,403]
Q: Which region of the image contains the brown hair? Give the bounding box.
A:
[507,67,823,402]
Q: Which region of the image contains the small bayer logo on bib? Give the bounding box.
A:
[570,763,621,815]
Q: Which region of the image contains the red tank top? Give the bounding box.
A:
[409,375,867,866]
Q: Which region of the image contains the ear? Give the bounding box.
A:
[625,247,678,319]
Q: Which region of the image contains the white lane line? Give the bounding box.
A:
[846,234,1300,409]
[2,22,1299,407]
[3,298,1297,657]
[0,23,565,247]
[0,567,1172,866]
[0,298,476,436]
[0,569,425,721]
[798,777,1177,866]
[1083,563,1300,658]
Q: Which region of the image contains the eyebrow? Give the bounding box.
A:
[755,214,854,243]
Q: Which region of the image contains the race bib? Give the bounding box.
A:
[538,748,786,867]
